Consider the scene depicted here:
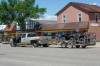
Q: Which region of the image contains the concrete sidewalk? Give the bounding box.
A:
[90,42,100,47]
[0,42,100,48]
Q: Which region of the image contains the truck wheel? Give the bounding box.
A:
[31,40,38,48]
[67,44,73,48]
[43,44,49,47]
[10,43,14,47]
[61,43,67,48]
[90,37,96,45]
[10,42,17,47]
[81,45,86,48]
[67,38,74,48]
[33,43,38,48]
[75,45,80,48]
[10,39,16,47]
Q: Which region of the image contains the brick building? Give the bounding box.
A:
[56,2,100,41]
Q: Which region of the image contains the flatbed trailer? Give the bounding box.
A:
[34,22,96,48]
[10,22,96,48]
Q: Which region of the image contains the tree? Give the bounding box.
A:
[0,0,46,30]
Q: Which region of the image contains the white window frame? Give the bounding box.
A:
[95,13,100,22]
[63,15,67,23]
[77,12,82,22]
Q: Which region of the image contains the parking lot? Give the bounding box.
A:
[0,43,100,66]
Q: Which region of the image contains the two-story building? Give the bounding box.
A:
[56,2,100,41]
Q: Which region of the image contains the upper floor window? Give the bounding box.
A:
[63,16,67,23]
[77,13,82,22]
[95,13,100,22]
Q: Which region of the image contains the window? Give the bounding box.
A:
[21,34,26,38]
[27,33,36,37]
[63,16,67,23]
[95,13,100,22]
[77,13,82,22]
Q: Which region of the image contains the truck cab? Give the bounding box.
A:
[10,33,50,47]
[21,33,40,44]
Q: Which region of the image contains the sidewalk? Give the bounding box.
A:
[0,42,100,48]
[88,42,100,48]
[95,42,100,47]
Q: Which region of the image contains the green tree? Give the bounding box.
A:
[0,0,46,30]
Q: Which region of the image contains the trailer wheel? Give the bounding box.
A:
[81,45,86,48]
[61,43,67,48]
[67,44,73,48]
[90,36,96,45]
[43,44,49,47]
[76,45,80,48]
[67,38,74,48]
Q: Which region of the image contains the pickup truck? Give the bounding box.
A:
[10,33,49,47]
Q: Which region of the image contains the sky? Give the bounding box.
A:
[36,0,100,20]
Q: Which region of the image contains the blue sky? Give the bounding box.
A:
[36,0,100,20]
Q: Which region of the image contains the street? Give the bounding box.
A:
[0,43,100,66]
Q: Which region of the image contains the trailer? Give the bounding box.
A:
[35,22,96,48]
[60,31,96,48]
[10,22,96,48]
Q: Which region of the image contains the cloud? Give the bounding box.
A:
[38,14,57,20]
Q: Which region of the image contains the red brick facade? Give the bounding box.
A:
[56,2,100,41]
[57,6,89,23]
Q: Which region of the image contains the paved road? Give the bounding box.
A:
[0,43,100,66]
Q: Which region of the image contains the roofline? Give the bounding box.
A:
[56,2,72,16]
[55,2,100,16]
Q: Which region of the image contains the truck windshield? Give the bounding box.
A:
[27,33,36,37]
[21,34,26,38]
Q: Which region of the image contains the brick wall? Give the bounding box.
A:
[88,23,100,41]
[57,6,89,23]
